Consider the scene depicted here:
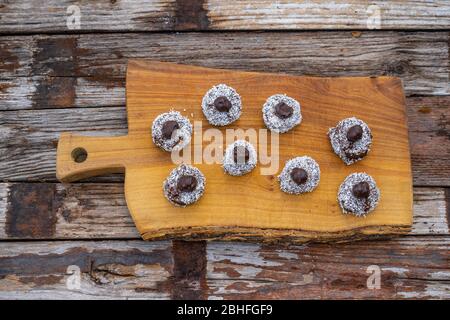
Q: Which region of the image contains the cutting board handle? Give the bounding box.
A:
[56,132,128,182]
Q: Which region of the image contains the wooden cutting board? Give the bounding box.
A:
[56,60,413,242]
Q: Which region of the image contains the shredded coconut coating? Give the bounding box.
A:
[262,94,302,133]
[201,84,242,126]
[278,156,320,194]
[151,111,193,152]
[223,140,257,176]
[163,164,206,207]
[328,117,372,165]
[338,172,380,217]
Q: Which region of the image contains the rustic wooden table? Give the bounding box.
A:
[0,1,449,299]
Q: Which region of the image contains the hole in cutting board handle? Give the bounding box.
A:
[71,147,88,163]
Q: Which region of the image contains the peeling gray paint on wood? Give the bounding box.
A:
[206,237,450,299]
[0,96,449,184]
[1,32,449,112]
[407,96,450,186]
[1,1,450,33]
[5,183,56,238]
[445,189,450,231]
[0,238,448,299]
[172,240,208,299]
[204,1,450,31]
[0,186,8,239]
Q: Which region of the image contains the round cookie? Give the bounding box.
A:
[278,156,320,194]
[328,117,372,165]
[223,140,257,176]
[152,111,192,152]
[202,84,242,126]
[262,94,302,133]
[338,172,380,217]
[163,164,206,207]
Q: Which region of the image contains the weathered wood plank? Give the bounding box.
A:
[205,1,450,31]
[0,32,448,110]
[0,183,447,240]
[1,1,450,33]
[1,96,449,185]
[0,183,139,240]
[0,107,127,181]
[0,240,174,299]
[0,0,176,34]
[0,237,448,299]
[206,237,450,299]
